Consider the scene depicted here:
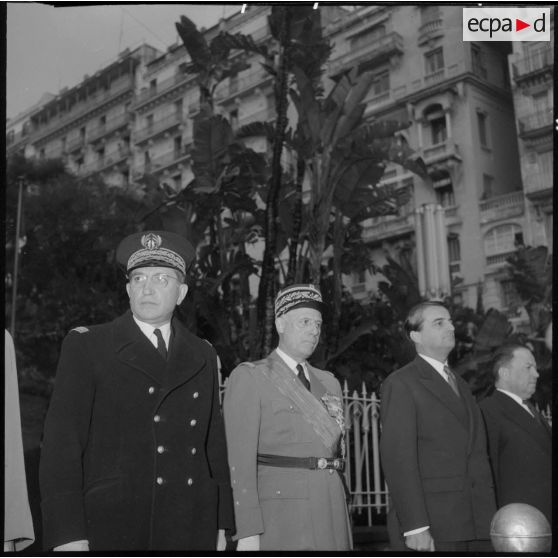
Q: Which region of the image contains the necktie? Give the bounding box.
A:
[154,328,167,360]
[524,400,546,428]
[443,365,460,397]
[296,364,310,391]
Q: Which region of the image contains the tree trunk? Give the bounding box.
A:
[286,153,305,283]
[256,8,292,357]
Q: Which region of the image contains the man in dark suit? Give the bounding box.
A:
[480,344,551,523]
[39,231,234,551]
[380,301,496,552]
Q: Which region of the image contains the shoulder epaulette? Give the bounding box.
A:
[70,326,90,334]
[238,361,256,368]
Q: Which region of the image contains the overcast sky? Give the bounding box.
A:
[6,2,242,119]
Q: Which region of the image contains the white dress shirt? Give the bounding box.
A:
[133,317,171,350]
[275,347,310,383]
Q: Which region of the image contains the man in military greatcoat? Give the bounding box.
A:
[223,284,352,551]
[39,231,234,551]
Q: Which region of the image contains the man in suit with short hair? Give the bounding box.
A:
[480,344,551,523]
[380,301,496,552]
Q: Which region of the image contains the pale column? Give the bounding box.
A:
[434,204,451,297]
[414,206,427,297]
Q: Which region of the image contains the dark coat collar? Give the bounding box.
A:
[112,311,206,389]
[490,390,551,451]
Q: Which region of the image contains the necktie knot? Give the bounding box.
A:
[154,328,167,360]
[296,364,310,391]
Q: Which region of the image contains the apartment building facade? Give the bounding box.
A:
[6,5,552,319]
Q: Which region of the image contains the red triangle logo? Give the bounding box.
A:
[516,18,530,31]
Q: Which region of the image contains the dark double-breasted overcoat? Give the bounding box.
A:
[380,356,496,547]
[39,311,234,550]
[480,390,552,523]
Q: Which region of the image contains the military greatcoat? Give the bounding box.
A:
[223,350,352,551]
[39,311,234,551]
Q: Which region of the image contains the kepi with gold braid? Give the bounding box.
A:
[274,283,326,318]
[116,230,195,276]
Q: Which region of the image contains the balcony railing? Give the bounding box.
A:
[486,250,516,267]
[87,113,130,143]
[518,110,553,136]
[479,191,524,224]
[524,171,552,196]
[214,68,272,102]
[82,147,130,174]
[418,18,444,45]
[135,112,184,144]
[66,136,85,153]
[424,67,446,86]
[513,48,553,82]
[421,140,461,164]
[329,31,404,75]
[31,77,134,143]
[133,72,191,107]
[134,148,189,178]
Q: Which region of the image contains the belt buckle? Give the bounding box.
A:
[317,457,327,470]
[333,459,340,470]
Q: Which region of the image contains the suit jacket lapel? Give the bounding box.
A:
[494,391,551,453]
[113,311,166,384]
[416,357,468,428]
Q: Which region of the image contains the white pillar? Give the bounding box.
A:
[414,207,427,296]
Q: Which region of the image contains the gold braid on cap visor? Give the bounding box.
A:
[127,248,186,275]
[275,289,322,318]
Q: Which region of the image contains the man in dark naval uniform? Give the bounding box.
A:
[39,231,234,551]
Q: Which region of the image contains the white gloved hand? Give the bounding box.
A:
[53,540,90,551]
[236,534,260,551]
[217,529,226,551]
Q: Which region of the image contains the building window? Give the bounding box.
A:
[436,185,455,208]
[96,147,105,161]
[372,70,390,96]
[500,280,521,309]
[230,73,239,94]
[149,79,157,92]
[532,91,549,114]
[471,44,487,78]
[477,111,488,147]
[174,136,182,155]
[431,116,447,144]
[484,224,522,256]
[538,150,553,177]
[351,24,386,51]
[448,235,461,262]
[229,109,239,130]
[146,114,154,130]
[424,48,444,75]
[482,174,494,198]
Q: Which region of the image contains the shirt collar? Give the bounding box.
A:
[418,353,448,379]
[133,316,171,346]
[276,347,306,376]
[497,388,530,409]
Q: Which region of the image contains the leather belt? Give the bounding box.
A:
[257,453,345,471]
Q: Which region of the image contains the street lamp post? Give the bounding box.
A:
[10,176,25,337]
